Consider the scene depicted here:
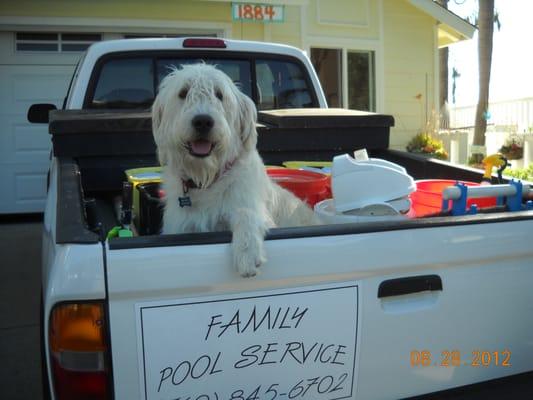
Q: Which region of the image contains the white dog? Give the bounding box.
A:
[152,64,318,277]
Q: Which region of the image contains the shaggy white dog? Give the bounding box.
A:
[152,64,318,277]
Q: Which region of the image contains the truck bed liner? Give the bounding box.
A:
[55,149,525,246]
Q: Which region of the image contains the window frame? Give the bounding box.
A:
[82,50,320,110]
[308,40,382,113]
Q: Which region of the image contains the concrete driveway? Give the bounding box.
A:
[0,217,43,400]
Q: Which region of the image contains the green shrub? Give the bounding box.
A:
[503,163,533,181]
[406,133,449,160]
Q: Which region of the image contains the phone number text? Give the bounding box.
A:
[172,373,349,400]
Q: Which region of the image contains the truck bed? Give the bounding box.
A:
[54,149,531,247]
[47,108,532,245]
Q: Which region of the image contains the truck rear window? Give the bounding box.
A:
[156,58,253,102]
[87,55,316,110]
[91,58,155,109]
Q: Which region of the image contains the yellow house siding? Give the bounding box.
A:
[267,6,301,48]
[0,1,230,22]
[306,0,380,40]
[1,1,302,46]
[232,21,264,41]
[383,0,437,150]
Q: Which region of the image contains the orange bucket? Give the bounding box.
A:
[410,179,498,217]
[267,168,331,207]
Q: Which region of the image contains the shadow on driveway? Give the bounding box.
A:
[0,216,43,400]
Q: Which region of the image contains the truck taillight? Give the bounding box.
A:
[49,302,111,400]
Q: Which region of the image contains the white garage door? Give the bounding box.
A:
[0,32,95,214]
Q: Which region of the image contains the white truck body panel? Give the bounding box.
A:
[42,159,106,304]
[106,220,533,399]
[41,158,107,397]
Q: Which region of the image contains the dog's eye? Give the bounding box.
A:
[179,88,188,100]
[215,90,223,101]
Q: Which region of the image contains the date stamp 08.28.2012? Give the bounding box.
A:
[410,350,511,368]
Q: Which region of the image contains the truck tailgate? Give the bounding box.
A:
[105,218,533,400]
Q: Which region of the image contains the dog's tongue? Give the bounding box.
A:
[190,139,213,155]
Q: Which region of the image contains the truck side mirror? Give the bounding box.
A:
[28,103,57,123]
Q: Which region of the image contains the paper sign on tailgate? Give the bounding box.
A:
[136,283,359,400]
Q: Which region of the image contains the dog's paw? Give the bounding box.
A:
[229,210,269,278]
[232,238,267,278]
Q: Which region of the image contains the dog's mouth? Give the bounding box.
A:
[186,139,215,158]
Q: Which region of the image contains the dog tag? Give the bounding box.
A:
[179,196,192,207]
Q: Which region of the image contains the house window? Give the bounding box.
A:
[311,47,376,111]
[348,50,375,111]
[15,32,101,53]
[310,48,342,107]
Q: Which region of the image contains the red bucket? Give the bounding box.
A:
[267,168,331,207]
[410,179,498,217]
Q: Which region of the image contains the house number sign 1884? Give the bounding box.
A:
[232,3,284,23]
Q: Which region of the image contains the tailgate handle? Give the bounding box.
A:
[378,275,442,298]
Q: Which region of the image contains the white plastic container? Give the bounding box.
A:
[332,153,415,213]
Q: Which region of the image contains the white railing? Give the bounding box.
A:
[438,128,533,168]
[450,97,533,132]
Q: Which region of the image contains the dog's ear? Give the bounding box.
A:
[151,94,168,165]
[236,90,258,151]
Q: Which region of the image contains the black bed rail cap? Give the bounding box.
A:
[49,109,152,135]
[258,108,395,129]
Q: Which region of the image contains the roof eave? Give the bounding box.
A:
[408,0,476,47]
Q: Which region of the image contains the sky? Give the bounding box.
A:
[447,0,533,107]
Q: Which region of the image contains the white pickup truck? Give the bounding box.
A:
[31,38,533,400]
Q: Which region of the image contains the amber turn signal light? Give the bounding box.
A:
[49,302,110,400]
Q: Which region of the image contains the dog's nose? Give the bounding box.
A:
[192,114,214,136]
